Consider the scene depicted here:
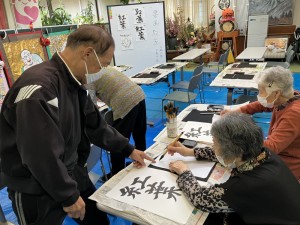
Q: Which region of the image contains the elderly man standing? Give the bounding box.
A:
[222,66,300,181]
[0,25,154,225]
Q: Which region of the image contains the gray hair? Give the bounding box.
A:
[66,25,115,56]
[258,66,294,98]
[211,112,263,161]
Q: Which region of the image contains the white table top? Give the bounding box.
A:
[236,47,267,60]
[172,48,209,61]
[90,104,233,225]
[130,62,188,85]
[210,62,267,89]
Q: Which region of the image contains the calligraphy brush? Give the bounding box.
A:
[159,131,184,161]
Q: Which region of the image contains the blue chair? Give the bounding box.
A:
[162,73,203,118]
[169,64,204,92]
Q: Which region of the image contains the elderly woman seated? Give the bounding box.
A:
[222,66,300,181]
[168,112,300,225]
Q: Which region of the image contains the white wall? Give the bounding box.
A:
[293,0,300,27]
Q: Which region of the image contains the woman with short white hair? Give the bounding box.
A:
[222,66,300,181]
[167,112,300,225]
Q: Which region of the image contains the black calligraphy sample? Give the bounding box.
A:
[119,176,182,201]
[134,8,143,24]
[120,186,141,199]
[131,176,151,189]
[184,127,211,138]
[118,14,127,29]
[135,26,145,40]
[145,181,181,201]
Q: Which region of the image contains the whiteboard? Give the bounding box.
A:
[107,2,167,77]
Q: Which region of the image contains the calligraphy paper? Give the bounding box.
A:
[106,167,194,224]
[117,14,129,30]
[182,121,213,144]
[150,152,216,181]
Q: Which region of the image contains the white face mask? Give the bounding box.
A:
[257,95,275,108]
[215,154,236,169]
[84,49,106,84]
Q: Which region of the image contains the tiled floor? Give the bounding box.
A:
[1,65,300,225]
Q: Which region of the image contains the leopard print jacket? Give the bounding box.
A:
[177,146,268,213]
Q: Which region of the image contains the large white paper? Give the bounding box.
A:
[106,167,194,224]
[152,152,216,181]
[182,121,213,144]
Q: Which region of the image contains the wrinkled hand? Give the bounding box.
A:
[169,161,189,175]
[220,109,232,116]
[129,149,156,168]
[63,196,85,221]
[220,108,242,116]
[167,141,194,157]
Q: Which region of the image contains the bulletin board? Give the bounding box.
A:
[107,2,167,77]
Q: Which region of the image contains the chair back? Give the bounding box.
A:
[286,49,295,64]
[104,110,114,125]
[286,44,293,53]
[188,73,202,92]
[192,64,204,77]
[223,49,230,66]
[283,61,290,68]
[218,52,226,65]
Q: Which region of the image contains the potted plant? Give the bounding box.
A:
[120,0,129,4]
[165,17,179,50]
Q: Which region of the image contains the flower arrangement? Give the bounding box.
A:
[179,19,204,48]
[185,30,200,47]
[165,17,179,38]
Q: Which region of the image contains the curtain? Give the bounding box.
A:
[164,0,209,28]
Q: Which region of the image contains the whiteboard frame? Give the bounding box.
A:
[107,2,167,77]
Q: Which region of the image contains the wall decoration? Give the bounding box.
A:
[45,30,71,58]
[12,0,42,27]
[1,33,46,82]
[106,167,194,224]
[0,0,8,29]
[249,0,293,25]
[0,60,9,111]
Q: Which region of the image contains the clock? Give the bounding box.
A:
[220,21,234,32]
[218,0,230,9]
[221,42,230,51]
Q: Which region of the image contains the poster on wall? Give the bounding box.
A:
[45,30,71,59]
[12,0,42,28]
[0,32,48,81]
[0,60,9,111]
[249,0,293,25]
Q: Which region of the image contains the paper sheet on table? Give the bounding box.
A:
[105,167,194,224]
[149,152,216,181]
[182,121,213,144]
